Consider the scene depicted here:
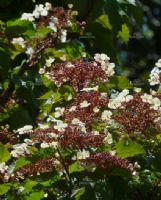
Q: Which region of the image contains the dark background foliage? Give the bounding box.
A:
[0,0,161,80]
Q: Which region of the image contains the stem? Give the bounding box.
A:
[56,147,73,189]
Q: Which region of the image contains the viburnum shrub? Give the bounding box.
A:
[0,2,161,200]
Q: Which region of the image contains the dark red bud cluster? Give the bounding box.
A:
[13,158,56,179]
[64,91,108,129]
[58,126,105,149]
[82,152,132,172]
[113,93,159,134]
[47,60,108,91]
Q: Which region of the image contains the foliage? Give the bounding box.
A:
[0,1,161,200]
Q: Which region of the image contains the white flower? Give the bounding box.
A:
[73,150,90,160]
[108,89,132,109]
[81,52,86,57]
[47,132,58,138]
[41,142,49,148]
[149,59,161,86]
[80,100,91,108]
[0,162,8,174]
[94,53,110,63]
[134,162,141,169]
[25,47,34,56]
[141,93,161,110]
[81,86,99,92]
[16,125,33,135]
[44,193,48,198]
[69,106,77,112]
[66,62,74,68]
[103,133,113,144]
[51,16,59,24]
[38,123,49,129]
[48,22,57,32]
[93,131,100,135]
[11,37,26,48]
[134,87,141,93]
[33,4,48,18]
[18,186,25,193]
[93,107,100,113]
[132,171,138,176]
[101,110,112,121]
[60,29,67,43]
[11,143,30,158]
[45,2,52,11]
[39,68,45,74]
[72,118,86,133]
[105,63,115,76]
[141,93,153,103]
[45,57,55,67]
[55,107,64,118]
[24,139,34,145]
[155,59,161,68]
[41,141,58,149]
[54,120,68,131]
[21,13,34,21]
[94,53,115,77]
[68,4,73,9]
[109,150,116,156]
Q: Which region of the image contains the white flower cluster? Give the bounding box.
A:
[81,86,99,92]
[80,100,91,108]
[49,16,59,32]
[47,116,68,132]
[72,150,90,160]
[41,141,58,149]
[11,37,26,48]
[45,57,55,67]
[141,93,161,110]
[103,132,113,144]
[60,29,67,43]
[0,162,8,174]
[94,53,115,77]
[72,118,86,133]
[16,125,33,135]
[149,59,161,86]
[21,2,52,21]
[108,89,133,109]
[0,162,9,181]
[54,107,65,118]
[101,110,112,122]
[11,143,31,158]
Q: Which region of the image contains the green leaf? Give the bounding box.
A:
[44,48,66,58]
[26,191,44,200]
[75,187,85,200]
[96,14,112,30]
[14,157,31,171]
[39,90,54,100]
[0,143,11,162]
[118,24,130,44]
[69,162,84,174]
[6,19,34,34]
[23,27,52,39]
[0,184,10,196]
[23,179,38,194]
[109,76,132,89]
[116,138,145,158]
